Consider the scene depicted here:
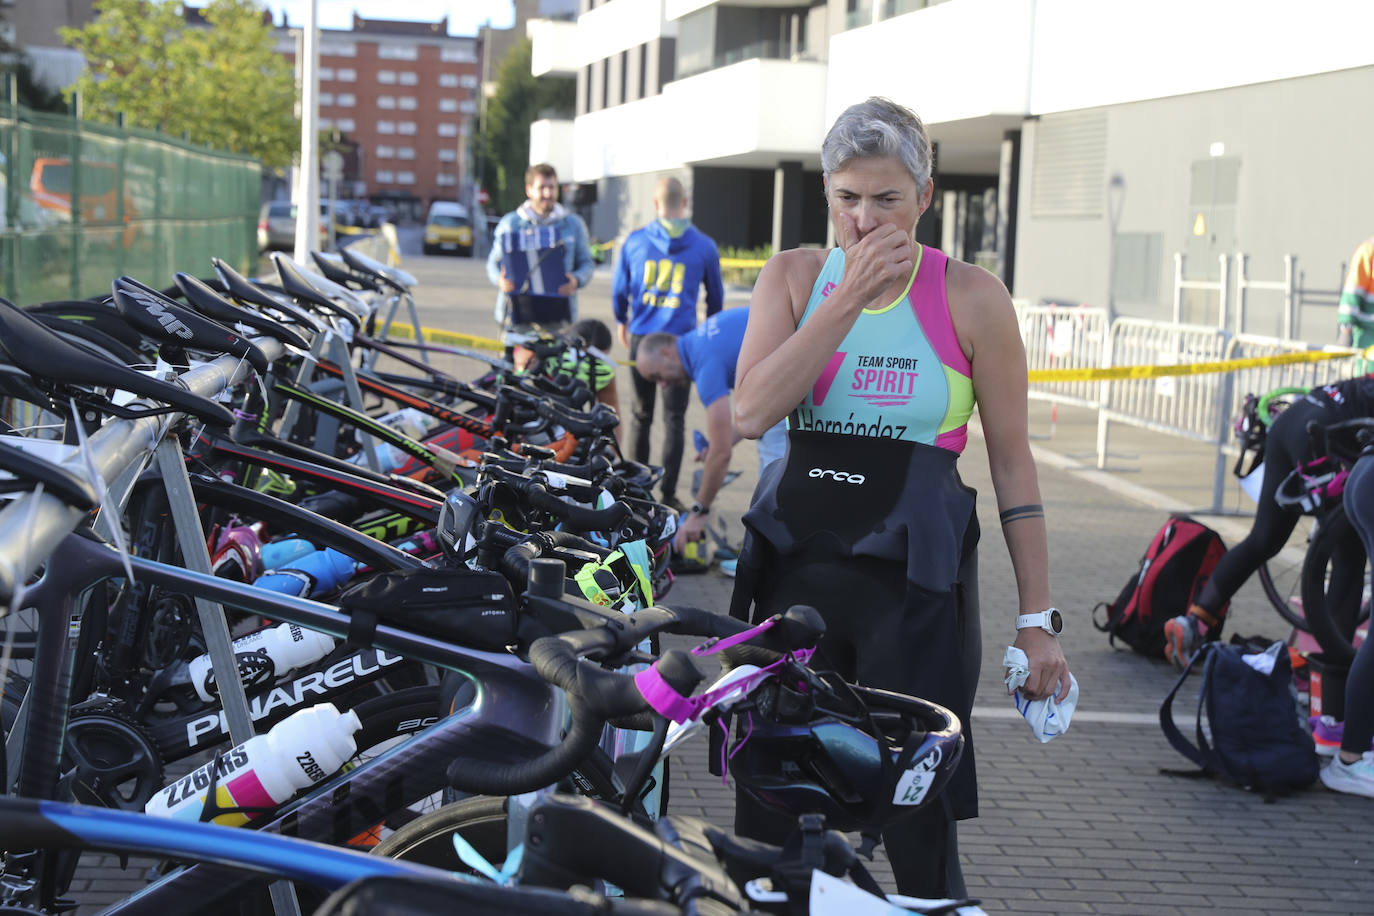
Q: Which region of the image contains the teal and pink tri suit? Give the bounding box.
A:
[789,244,975,452]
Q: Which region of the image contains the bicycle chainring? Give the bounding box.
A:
[62,697,165,810]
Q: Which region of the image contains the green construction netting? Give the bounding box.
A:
[0,102,260,304]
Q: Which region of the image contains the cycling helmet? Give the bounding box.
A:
[725,670,963,835]
[209,520,263,582]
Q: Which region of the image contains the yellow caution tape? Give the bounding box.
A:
[1029,348,1356,383]
[720,258,769,269]
[385,322,505,352]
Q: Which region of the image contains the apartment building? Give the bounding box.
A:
[274,14,480,222]
[533,0,1374,335]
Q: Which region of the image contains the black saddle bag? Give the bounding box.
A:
[339,566,518,651]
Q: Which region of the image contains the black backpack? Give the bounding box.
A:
[1093,515,1228,657]
[1159,641,1318,798]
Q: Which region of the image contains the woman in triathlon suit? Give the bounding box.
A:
[728,98,1070,898]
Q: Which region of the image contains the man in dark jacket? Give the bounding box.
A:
[612,176,724,510]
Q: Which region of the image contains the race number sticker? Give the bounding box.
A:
[891,746,943,806]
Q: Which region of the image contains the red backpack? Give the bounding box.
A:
[1093,515,1229,658]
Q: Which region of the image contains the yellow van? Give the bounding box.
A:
[423,201,473,256]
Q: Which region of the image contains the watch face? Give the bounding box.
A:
[1048,609,1063,633]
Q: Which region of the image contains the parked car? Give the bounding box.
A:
[257,201,345,252]
[422,201,473,256]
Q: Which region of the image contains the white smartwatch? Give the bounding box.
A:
[1015,608,1063,637]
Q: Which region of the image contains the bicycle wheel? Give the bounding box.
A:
[1299,504,1370,664]
[369,794,509,872]
[1257,514,1315,633]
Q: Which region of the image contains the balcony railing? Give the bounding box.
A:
[845,0,932,29]
[675,40,817,81]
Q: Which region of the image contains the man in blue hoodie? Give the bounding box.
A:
[612,176,724,510]
[487,163,595,347]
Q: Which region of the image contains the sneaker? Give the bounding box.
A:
[1308,715,1374,757]
[1311,715,1344,757]
[1319,752,1374,799]
[718,557,737,578]
[1163,614,1207,670]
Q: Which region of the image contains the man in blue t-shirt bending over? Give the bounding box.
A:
[634,307,785,546]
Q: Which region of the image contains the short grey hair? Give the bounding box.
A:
[821,97,932,189]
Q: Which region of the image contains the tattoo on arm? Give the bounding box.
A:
[999,504,1044,526]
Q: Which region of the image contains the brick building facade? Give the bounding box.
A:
[273,14,480,222]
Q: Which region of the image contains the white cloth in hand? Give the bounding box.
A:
[1003,645,1078,743]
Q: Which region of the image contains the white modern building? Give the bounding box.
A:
[532,0,1374,337]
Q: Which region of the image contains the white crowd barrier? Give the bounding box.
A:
[1014,302,1363,512]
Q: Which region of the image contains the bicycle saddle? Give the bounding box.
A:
[211,257,327,336]
[0,297,234,428]
[111,277,269,375]
[270,254,365,330]
[310,250,382,293]
[0,438,100,511]
[339,244,417,294]
[174,273,311,352]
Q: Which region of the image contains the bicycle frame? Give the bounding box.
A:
[8,531,568,912]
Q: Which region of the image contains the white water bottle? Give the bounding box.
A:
[187,622,336,702]
[144,703,362,826]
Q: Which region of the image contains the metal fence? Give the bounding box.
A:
[1015,301,1364,511]
[0,100,261,304]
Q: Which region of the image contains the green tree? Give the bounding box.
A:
[61,0,297,167]
[473,38,576,213]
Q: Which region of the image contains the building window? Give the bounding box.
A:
[378,121,396,134]
[376,145,396,159]
[398,97,417,110]
[319,92,334,106]
[437,123,458,138]
[460,100,477,114]
[376,170,395,183]
[460,74,478,89]
[396,171,416,184]
[436,174,457,187]
[378,96,396,109]
[398,122,417,135]
[378,44,418,60]
[319,118,334,129]
[337,68,356,82]
[322,41,356,57]
[439,73,459,88]
[336,118,356,131]
[438,148,457,162]
[399,72,418,86]
[319,67,335,81]
[398,147,416,160]
[378,70,397,84]
[438,98,459,113]
[441,46,475,63]
[336,93,355,107]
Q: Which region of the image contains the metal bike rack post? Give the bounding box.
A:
[278,329,381,472]
[153,439,257,746]
[367,290,431,370]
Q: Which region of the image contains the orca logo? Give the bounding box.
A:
[808,468,866,485]
[127,288,194,340]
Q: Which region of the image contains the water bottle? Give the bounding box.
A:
[260,537,317,571]
[186,621,337,703]
[144,703,362,826]
[253,547,357,598]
